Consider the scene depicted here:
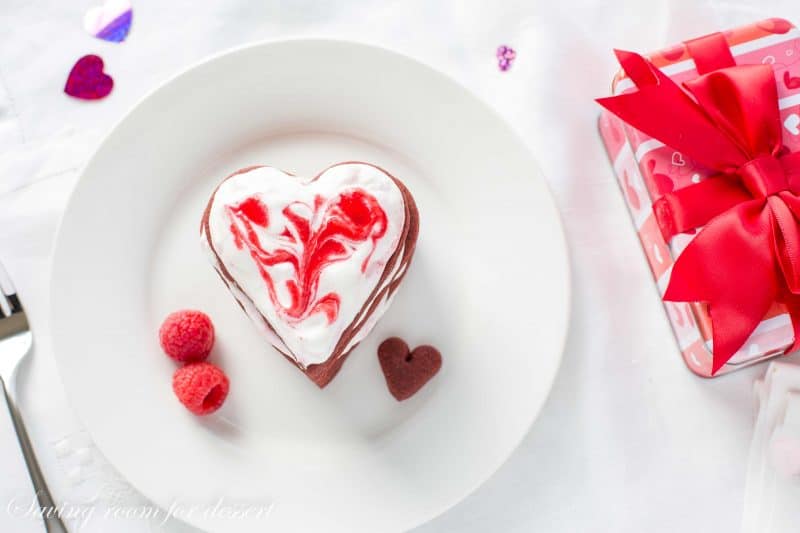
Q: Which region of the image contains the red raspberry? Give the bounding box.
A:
[172,362,229,415]
[159,310,214,362]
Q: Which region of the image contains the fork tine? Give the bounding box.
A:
[7,293,21,313]
[0,292,9,318]
[0,261,18,316]
[0,260,14,291]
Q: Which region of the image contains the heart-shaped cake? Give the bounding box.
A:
[201,162,419,387]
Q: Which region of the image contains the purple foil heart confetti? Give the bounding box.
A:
[64,55,114,100]
[497,45,516,72]
[83,0,132,43]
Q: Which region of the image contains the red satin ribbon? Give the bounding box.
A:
[597,40,800,374]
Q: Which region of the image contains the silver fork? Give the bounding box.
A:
[0,262,68,533]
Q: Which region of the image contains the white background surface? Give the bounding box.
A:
[2,0,800,532]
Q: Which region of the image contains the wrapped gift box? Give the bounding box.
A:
[598,18,800,377]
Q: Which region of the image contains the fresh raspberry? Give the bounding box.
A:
[159,310,215,362]
[172,362,229,415]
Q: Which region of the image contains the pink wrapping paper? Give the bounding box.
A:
[599,18,800,377]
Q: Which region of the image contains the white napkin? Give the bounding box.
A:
[744,362,800,533]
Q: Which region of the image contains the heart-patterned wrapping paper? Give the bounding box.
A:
[598,19,800,377]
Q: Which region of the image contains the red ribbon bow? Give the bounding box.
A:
[598,39,800,374]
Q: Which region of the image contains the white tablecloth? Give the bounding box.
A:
[2,0,800,531]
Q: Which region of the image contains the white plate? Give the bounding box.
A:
[50,39,569,533]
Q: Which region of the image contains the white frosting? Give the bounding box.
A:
[203,164,407,367]
[341,248,409,354]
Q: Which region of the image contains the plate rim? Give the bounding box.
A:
[49,36,572,532]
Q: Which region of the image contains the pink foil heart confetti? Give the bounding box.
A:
[497,45,516,72]
[64,55,114,100]
[83,0,132,42]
